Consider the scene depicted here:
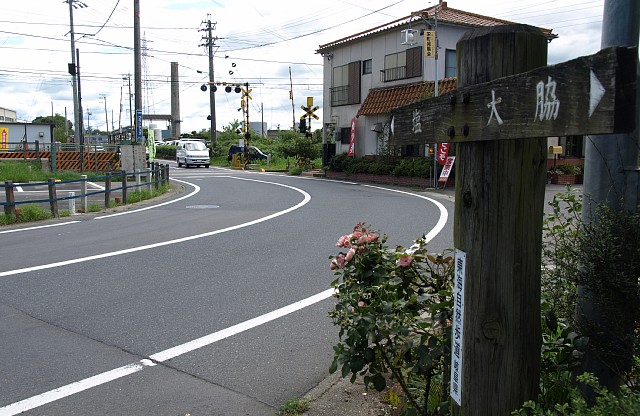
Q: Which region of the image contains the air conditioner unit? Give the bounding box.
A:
[371,122,383,133]
[401,29,418,46]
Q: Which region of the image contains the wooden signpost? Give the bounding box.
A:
[390,24,636,415]
[392,46,636,144]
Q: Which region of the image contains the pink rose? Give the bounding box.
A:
[351,230,362,240]
[398,255,413,268]
[336,235,351,248]
[368,233,379,242]
[357,300,366,308]
[345,247,356,262]
[336,253,346,269]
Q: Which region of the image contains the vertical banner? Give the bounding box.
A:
[347,117,356,157]
[0,127,8,151]
[437,142,450,165]
[424,30,436,58]
[135,109,143,143]
[438,156,455,185]
[450,248,466,406]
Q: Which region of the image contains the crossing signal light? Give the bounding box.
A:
[299,118,307,133]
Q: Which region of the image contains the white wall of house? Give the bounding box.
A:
[321,22,472,157]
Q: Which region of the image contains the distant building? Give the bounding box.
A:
[249,122,267,137]
[316,1,556,158]
[0,107,17,122]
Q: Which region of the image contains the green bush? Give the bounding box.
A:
[329,224,454,415]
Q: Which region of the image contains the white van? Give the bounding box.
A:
[176,140,210,168]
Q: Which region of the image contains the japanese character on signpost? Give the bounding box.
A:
[486,90,504,126]
[535,76,560,121]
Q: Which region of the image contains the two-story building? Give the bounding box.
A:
[317,1,557,159]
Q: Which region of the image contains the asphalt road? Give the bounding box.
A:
[0,164,454,415]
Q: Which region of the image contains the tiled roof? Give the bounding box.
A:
[356,77,458,117]
[317,2,555,52]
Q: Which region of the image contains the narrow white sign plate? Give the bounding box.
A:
[450,249,466,406]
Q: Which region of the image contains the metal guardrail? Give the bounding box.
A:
[1,162,170,218]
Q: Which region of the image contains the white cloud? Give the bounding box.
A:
[0,0,609,135]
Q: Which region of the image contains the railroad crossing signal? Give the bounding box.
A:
[300,105,319,120]
[242,87,252,101]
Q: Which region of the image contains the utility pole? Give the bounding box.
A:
[577,0,640,391]
[289,67,295,131]
[133,0,142,143]
[123,74,133,139]
[200,16,217,144]
[100,94,109,140]
[65,0,86,144]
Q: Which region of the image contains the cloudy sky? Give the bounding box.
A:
[0,0,608,136]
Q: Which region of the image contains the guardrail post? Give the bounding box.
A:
[81,174,88,213]
[135,169,141,190]
[51,143,58,173]
[164,164,170,184]
[145,168,152,193]
[69,191,76,215]
[121,171,128,204]
[48,178,59,218]
[4,181,16,217]
[35,140,40,160]
[105,172,112,208]
[154,162,160,190]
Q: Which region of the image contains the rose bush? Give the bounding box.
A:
[329,223,454,415]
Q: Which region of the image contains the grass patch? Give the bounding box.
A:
[0,160,99,182]
[0,204,52,225]
[277,398,310,416]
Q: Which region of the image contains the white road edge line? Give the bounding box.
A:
[0,182,449,415]
[0,290,334,416]
[94,178,201,219]
[0,177,310,277]
[0,221,82,235]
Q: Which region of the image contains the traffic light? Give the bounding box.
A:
[299,118,307,133]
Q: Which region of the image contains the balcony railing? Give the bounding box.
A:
[330,85,349,106]
[380,66,407,82]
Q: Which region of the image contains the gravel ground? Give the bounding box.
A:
[301,372,393,416]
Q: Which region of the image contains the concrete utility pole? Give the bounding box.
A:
[170,63,181,138]
[66,0,86,143]
[201,17,217,144]
[577,0,640,391]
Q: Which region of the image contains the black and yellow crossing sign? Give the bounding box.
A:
[242,87,252,100]
[300,105,319,120]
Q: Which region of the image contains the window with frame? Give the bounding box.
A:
[445,49,457,78]
[562,135,584,158]
[362,59,372,75]
[331,61,361,107]
[381,47,422,82]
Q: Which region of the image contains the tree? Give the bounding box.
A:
[32,114,73,142]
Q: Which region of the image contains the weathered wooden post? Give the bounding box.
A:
[452,25,548,414]
[391,28,636,412]
[121,171,128,204]
[104,172,112,208]
[4,181,16,217]
[47,178,59,218]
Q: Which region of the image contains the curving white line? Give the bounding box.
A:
[0,221,82,235]
[360,184,448,244]
[0,178,451,415]
[94,178,201,219]
[0,178,311,277]
[0,289,334,416]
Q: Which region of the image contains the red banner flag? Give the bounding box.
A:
[437,142,450,165]
[347,118,356,157]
